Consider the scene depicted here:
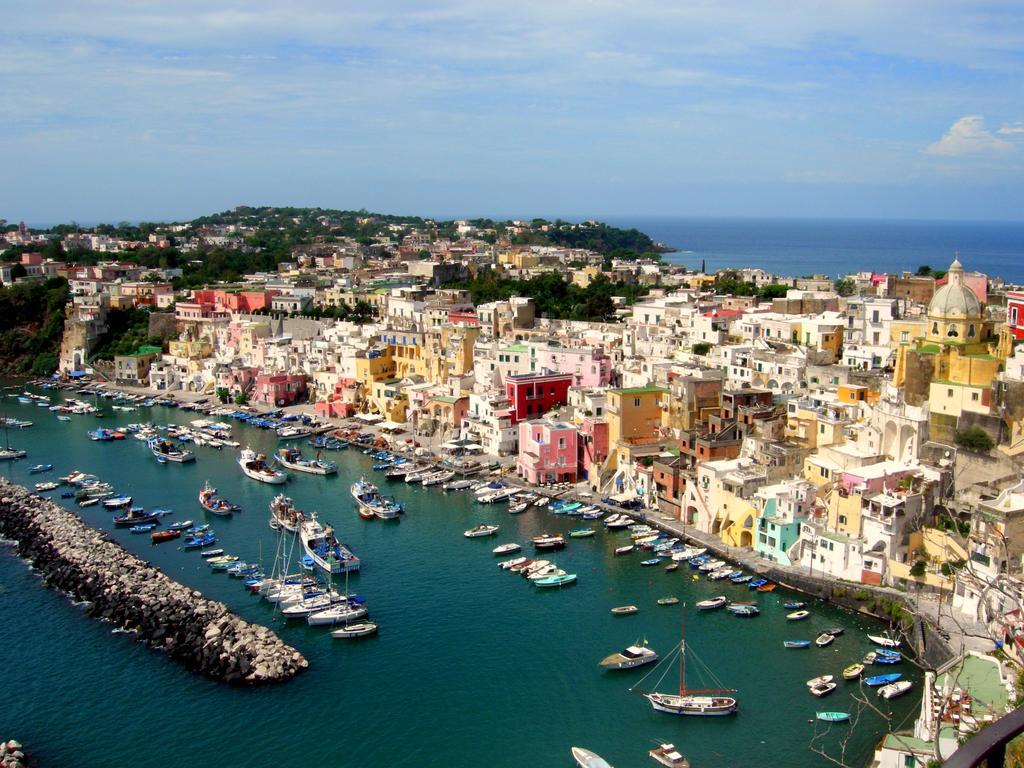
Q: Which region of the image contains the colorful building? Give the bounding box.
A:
[253,373,307,406]
[505,372,574,424]
[517,419,579,484]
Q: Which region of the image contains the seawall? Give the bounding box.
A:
[0,480,307,685]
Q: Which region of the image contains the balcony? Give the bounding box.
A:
[944,705,1024,767]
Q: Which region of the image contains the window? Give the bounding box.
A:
[972,392,980,402]
[864,559,873,569]
[634,398,640,407]
[838,515,846,524]
[558,437,566,448]
[948,388,954,397]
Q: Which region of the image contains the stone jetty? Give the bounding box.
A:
[0,481,307,685]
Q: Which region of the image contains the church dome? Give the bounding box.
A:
[928,258,981,320]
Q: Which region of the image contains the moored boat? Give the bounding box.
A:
[658,596,680,606]
[696,596,727,611]
[649,743,689,767]
[843,663,864,680]
[864,673,902,687]
[331,621,378,638]
[464,524,499,538]
[816,711,850,723]
[570,747,613,768]
[275,446,337,475]
[151,529,181,543]
[784,640,811,649]
[534,573,577,588]
[786,610,810,621]
[809,680,837,697]
[611,605,638,615]
[492,542,521,555]
[815,632,835,648]
[867,633,901,648]
[532,533,566,550]
[238,447,287,484]
[878,680,913,700]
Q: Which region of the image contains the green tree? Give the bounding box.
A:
[692,342,713,356]
[234,391,249,405]
[909,560,927,578]
[834,277,856,296]
[216,387,230,404]
[955,427,994,453]
[9,263,27,281]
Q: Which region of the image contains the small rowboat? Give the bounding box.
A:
[878,680,913,700]
[200,548,224,558]
[864,673,902,687]
[151,529,181,543]
[657,596,679,606]
[816,711,850,723]
[664,563,679,572]
[815,632,835,648]
[614,545,634,555]
[571,747,612,768]
[534,573,577,588]
[867,633,901,648]
[787,610,810,621]
[568,528,595,538]
[807,674,834,688]
[783,601,805,610]
[809,681,837,697]
[640,558,661,567]
[129,524,156,533]
[611,605,638,615]
[784,640,811,649]
[332,621,378,638]
[756,583,776,592]
[843,663,864,680]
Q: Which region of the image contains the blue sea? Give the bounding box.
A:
[605,217,1024,284]
[0,387,920,768]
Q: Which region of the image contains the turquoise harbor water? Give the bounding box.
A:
[0,388,921,768]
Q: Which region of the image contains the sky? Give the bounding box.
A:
[2,0,1024,224]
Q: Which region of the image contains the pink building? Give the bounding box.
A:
[253,373,308,407]
[193,289,279,313]
[534,347,612,387]
[314,379,361,419]
[517,419,578,484]
[578,417,610,482]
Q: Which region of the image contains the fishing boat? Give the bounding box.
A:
[816,712,850,723]
[113,510,159,526]
[786,610,810,621]
[658,597,680,606]
[275,446,337,475]
[0,448,27,460]
[78,497,99,508]
[532,534,566,550]
[464,524,499,538]
[867,633,901,648]
[102,495,133,509]
[167,520,194,531]
[200,548,224,558]
[874,654,901,665]
[638,607,738,716]
[237,448,287,484]
[300,513,360,573]
[878,680,913,700]
[806,674,834,688]
[492,543,521,555]
[864,673,902,687]
[649,744,689,767]
[28,463,53,474]
[784,640,811,649]
[571,747,613,768]
[331,621,379,638]
[815,632,835,648]
[843,663,864,680]
[569,527,595,538]
[129,523,156,533]
[696,596,727,610]
[783,601,806,610]
[614,545,634,555]
[611,605,638,615]
[148,438,195,463]
[350,478,403,520]
[151,529,181,543]
[421,470,454,487]
[199,481,239,516]
[33,481,59,492]
[809,681,837,697]
[182,533,216,549]
[534,573,577,588]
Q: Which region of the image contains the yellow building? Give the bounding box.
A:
[168,339,213,360]
[893,258,1010,441]
[424,325,478,385]
[369,378,408,422]
[607,386,667,449]
[384,330,430,379]
[354,350,396,392]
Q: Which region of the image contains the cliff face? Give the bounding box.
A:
[0,278,69,375]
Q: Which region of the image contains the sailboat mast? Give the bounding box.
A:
[679,605,686,695]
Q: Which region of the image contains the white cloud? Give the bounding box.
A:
[998,122,1024,135]
[925,115,1014,156]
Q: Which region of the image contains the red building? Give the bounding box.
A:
[253,373,308,407]
[504,372,573,424]
[193,289,278,313]
[1008,291,1024,340]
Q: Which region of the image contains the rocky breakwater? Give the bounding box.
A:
[0,481,307,685]
[0,741,28,768]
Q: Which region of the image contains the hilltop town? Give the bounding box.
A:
[5,206,1024,761]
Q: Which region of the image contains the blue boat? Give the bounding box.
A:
[783,601,805,610]
[28,464,53,474]
[129,524,157,533]
[730,574,753,583]
[784,640,811,648]
[61,491,75,499]
[748,578,768,589]
[877,649,901,658]
[874,655,902,665]
[640,558,661,567]
[182,533,216,549]
[864,673,902,687]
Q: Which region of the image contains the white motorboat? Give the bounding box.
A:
[492,543,521,555]
[275,447,337,475]
[599,644,658,670]
[464,524,499,538]
[696,596,728,611]
[809,681,837,698]
[878,680,913,700]
[276,425,312,441]
[238,447,287,484]
[421,470,454,487]
[405,467,437,484]
[331,621,378,638]
[816,632,836,648]
[498,556,528,570]
[571,747,613,768]
[442,479,475,491]
[787,610,811,621]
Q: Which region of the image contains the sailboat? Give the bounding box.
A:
[635,605,738,716]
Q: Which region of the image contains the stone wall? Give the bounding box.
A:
[0,481,307,685]
[147,311,178,340]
